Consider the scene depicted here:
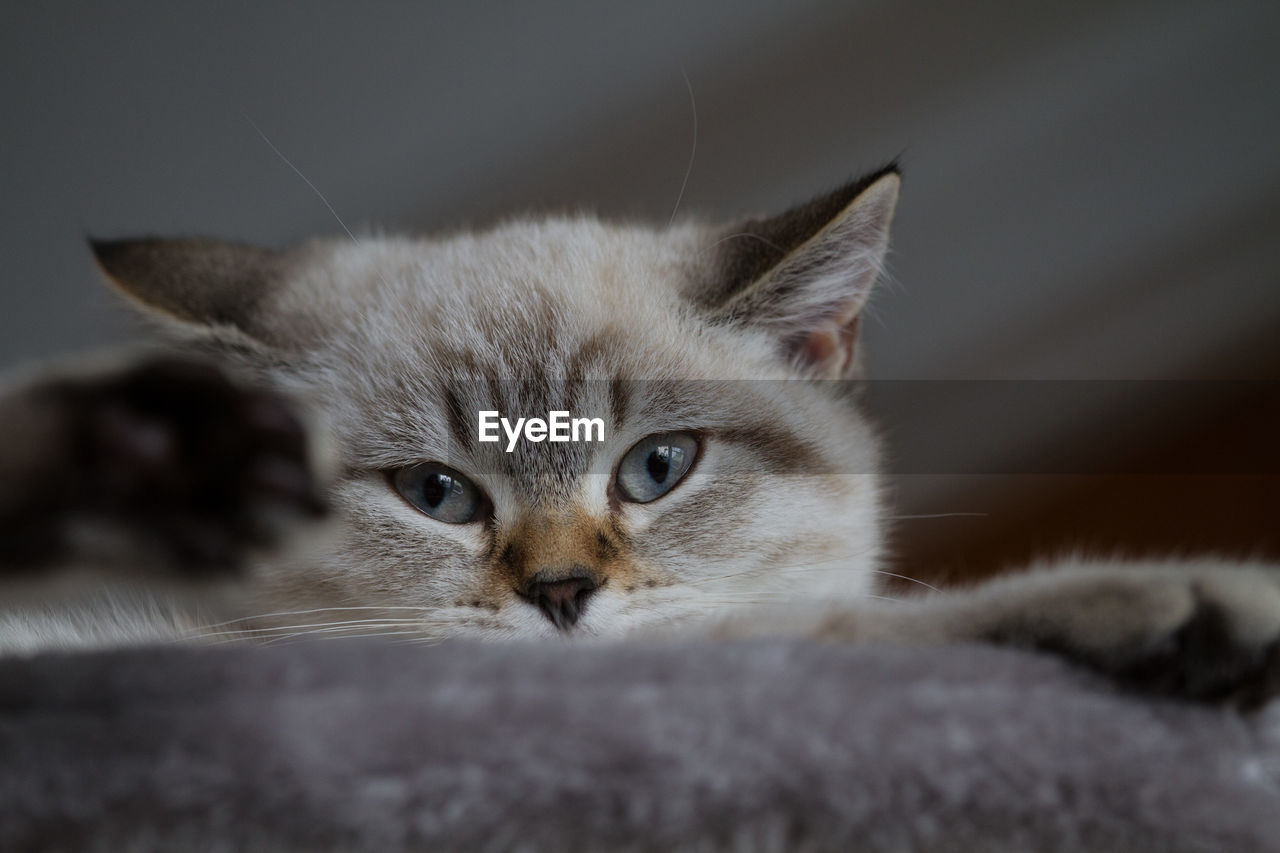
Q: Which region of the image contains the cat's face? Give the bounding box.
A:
[92,167,898,639]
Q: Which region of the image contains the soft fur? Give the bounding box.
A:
[3,639,1279,852]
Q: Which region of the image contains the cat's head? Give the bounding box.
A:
[90,166,898,638]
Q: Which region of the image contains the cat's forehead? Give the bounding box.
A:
[281,217,753,379]
[311,219,697,312]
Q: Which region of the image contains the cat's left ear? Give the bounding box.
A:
[700,166,899,378]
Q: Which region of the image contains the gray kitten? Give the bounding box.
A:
[3,166,1278,708]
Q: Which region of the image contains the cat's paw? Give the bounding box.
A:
[975,565,1280,709]
[17,356,326,574]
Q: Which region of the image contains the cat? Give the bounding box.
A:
[3,164,1279,708]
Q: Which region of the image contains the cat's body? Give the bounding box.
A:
[4,166,1279,708]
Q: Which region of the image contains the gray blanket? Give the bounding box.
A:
[2,640,1278,852]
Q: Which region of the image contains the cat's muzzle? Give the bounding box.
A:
[523,569,599,631]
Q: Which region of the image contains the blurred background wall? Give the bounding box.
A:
[3,1,1278,584]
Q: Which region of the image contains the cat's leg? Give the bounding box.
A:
[0,354,325,579]
[710,561,1280,708]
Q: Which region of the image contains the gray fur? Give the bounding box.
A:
[3,639,1279,852]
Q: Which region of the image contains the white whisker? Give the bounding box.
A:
[242,114,395,294]
[705,231,787,253]
[260,629,429,647]
[242,113,362,246]
[872,570,940,593]
[188,618,426,640]
[191,605,435,631]
[667,68,697,227]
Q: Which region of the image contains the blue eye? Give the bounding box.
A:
[616,432,699,503]
[392,463,485,523]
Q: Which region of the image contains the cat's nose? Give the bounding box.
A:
[524,569,599,631]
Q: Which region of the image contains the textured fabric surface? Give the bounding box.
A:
[2,640,1278,852]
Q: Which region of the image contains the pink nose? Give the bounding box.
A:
[524,572,599,630]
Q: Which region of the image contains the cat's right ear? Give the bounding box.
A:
[88,238,281,341]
